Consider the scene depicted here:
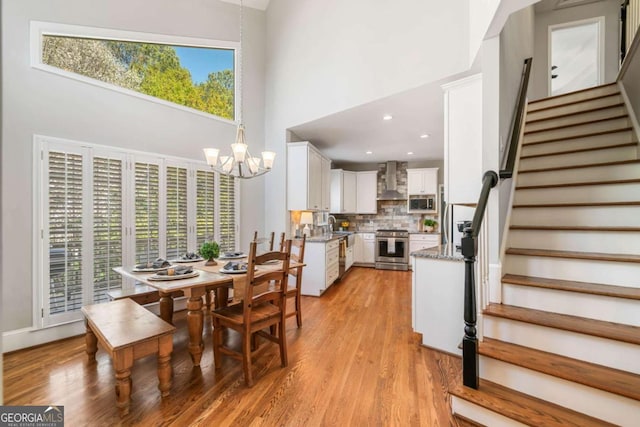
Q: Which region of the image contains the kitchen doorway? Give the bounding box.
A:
[548,17,605,96]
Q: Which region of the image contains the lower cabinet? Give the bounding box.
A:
[301,239,340,296]
[354,233,375,266]
[409,234,440,270]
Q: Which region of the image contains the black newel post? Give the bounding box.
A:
[461,228,479,389]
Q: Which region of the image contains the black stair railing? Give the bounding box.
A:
[462,57,532,389]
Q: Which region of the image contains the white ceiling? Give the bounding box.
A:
[289,68,481,165]
[220,0,270,11]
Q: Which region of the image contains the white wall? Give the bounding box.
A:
[620,40,640,132]
[498,6,535,243]
[530,0,620,100]
[263,0,473,235]
[1,0,266,336]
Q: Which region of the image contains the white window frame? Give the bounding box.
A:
[30,21,239,124]
[34,134,240,328]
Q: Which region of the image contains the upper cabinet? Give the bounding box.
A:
[287,141,331,211]
[330,169,376,214]
[442,74,483,205]
[407,168,438,195]
[356,171,377,214]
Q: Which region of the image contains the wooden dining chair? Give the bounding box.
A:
[252,230,275,252]
[280,235,306,328]
[211,239,292,387]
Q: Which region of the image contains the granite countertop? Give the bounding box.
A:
[306,233,352,243]
[411,244,464,261]
[409,231,441,235]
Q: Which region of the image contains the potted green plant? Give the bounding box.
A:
[423,219,437,233]
[199,241,220,266]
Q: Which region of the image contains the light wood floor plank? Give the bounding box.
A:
[3,267,461,425]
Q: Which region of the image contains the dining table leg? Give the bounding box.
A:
[159,291,174,325]
[186,288,206,366]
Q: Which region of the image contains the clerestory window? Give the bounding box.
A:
[31,22,237,121]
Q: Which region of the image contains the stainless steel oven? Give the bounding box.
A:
[375,229,409,271]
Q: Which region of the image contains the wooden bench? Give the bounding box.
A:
[81,299,176,417]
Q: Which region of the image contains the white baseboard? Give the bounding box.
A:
[2,297,189,353]
[489,263,502,304]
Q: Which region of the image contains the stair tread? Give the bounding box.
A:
[453,414,486,427]
[522,127,634,146]
[502,273,640,300]
[506,247,640,263]
[526,97,623,122]
[513,201,640,208]
[484,303,640,345]
[449,378,616,427]
[518,159,640,174]
[528,83,618,106]
[524,114,628,135]
[510,225,640,231]
[479,338,640,401]
[516,178,640,190]
[520,142,636,159]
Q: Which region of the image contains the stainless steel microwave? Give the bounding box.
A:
[408,195,436,213]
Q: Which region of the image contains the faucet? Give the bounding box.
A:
[328,215,336,232]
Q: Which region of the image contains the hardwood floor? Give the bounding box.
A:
[3,267,462,426]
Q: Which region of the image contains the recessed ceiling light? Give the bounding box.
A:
[407,152,414,155]
[383,114,393,121]
[420,134,430,139]
[366,151,373,155]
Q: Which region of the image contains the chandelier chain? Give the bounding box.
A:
[238,0,243,125]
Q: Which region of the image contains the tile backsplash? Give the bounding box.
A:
[336,162,437,233]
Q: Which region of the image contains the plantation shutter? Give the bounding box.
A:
[92,156,123,303]
[48,151,84,316]
[135,162,160,264]
[165,166,188,260]
[196,169,215,249]
[218,174,236,252]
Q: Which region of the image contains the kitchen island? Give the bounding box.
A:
[411,244,464,355]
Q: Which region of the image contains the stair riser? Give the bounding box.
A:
[451,397,528,427]
[483,316,640,374]
[480,357,640,426]
[528,85,619,111]
[526,94,623,121]
[521,131,637,157]
[502,283,640,326]
[511,205,640,227]
[513,182,640,204]
[504,255,640,287]
[523,117,630,144]
[519,145,636,170]
[516,161,639,186]
[525,106,627,133]
[508,229,640,254]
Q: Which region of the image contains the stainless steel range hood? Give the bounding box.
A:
[377,161,406,200]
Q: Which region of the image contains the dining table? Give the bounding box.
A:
[113,257,303,367]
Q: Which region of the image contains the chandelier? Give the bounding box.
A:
[203,0,275,179]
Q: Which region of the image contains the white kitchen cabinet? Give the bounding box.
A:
[354,232,375,265]
[409,233,440,256]
[442,74,483,205]
[321,156,331,211]
[330,170,357,213]
[287,141,330,211]
[407,168,438,195]
[356,171,377,214]
[301,239,340,296]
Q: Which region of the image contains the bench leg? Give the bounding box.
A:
[113,347,134,417]
[157,335,173,397]
[85,320,98,362]
[159,292,174,325]
[187,290,205,366]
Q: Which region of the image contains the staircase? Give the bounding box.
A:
[450,83,640,426]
